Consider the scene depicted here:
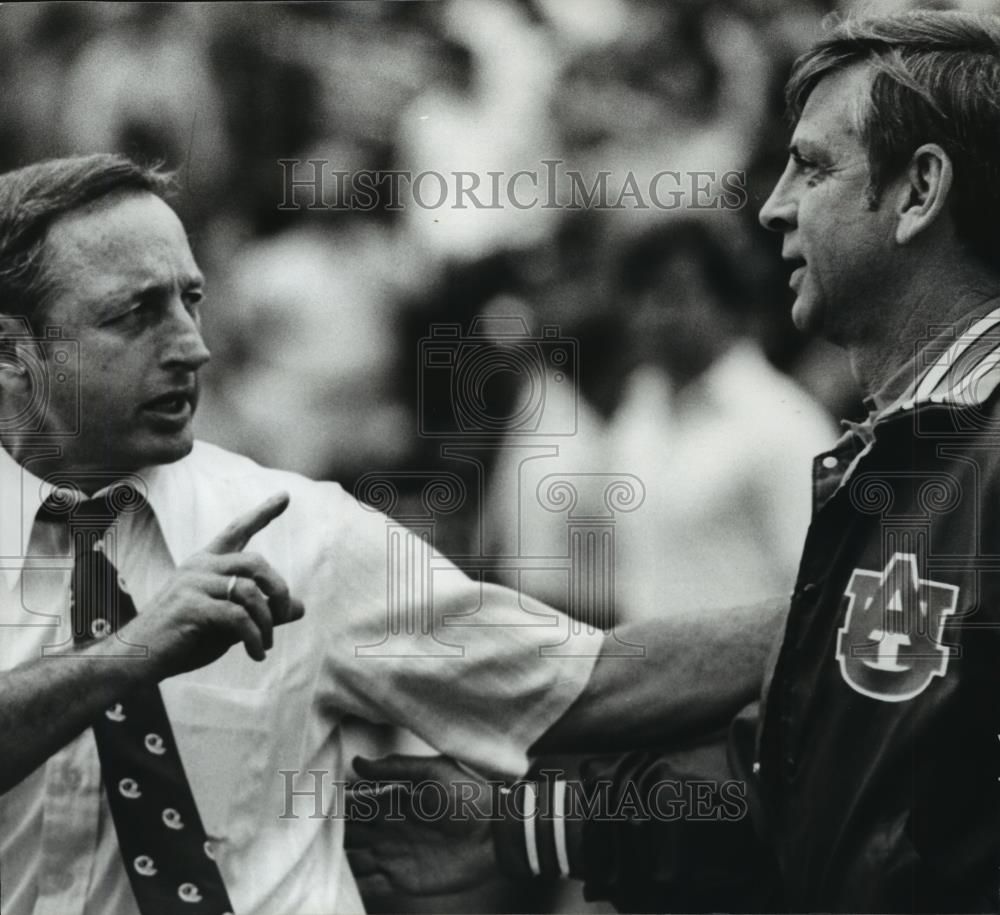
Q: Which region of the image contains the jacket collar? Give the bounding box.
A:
[874,304,1000,420]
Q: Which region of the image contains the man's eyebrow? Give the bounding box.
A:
[92,273,206,312]
[788,139,826,160]
[133,273,206,295]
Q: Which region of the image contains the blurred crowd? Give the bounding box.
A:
[0,0,857,478]
[2,0,997,909]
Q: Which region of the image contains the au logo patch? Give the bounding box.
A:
[836,553,958,702]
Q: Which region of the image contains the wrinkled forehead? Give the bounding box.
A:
[42,191,201,293]
[45,190,192,260]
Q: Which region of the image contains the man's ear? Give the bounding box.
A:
[0,319,31,399]
[0,316,36,398]
[894,143,953,245]
[0,344,29,398]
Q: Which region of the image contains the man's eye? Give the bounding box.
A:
[792,151,815,170]
[102,303,144,325]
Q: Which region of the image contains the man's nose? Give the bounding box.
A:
[161,303,211,370]
[758,167,797,233]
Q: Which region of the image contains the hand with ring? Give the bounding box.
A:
[119,492,306,680]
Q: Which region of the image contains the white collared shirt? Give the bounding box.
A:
[0,440,603,915]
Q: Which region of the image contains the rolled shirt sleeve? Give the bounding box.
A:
[303,481,606,778]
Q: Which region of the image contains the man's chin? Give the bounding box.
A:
[125,427,196,470]
[153,433,196,465]
[790,295,822,336]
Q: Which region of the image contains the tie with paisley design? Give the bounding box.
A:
[39,489,234,915]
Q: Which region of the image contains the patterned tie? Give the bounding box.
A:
[39,487,235,915]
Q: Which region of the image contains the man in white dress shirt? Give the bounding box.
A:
[0,154,612,915]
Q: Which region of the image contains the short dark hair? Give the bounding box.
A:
[786,10,1000,264]
[0,154,174,329]
[619,219,751,320]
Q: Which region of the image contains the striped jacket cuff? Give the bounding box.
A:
[492,776,577,880]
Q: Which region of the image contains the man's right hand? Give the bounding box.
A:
[120,491,305,678]
[345,754,500,900]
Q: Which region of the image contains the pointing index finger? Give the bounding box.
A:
[205,492,290,554]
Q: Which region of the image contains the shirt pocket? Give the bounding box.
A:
[161,679,275,851]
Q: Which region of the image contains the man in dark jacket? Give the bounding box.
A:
[346,11,1000,913]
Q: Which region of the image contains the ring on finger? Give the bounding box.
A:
[225,574,239,602]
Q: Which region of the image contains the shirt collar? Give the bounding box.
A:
[873,303,1000,420]
[132,458,199,567]
[0,445,194,589]
[0,444,59,589]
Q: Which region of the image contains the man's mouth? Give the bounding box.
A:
[141,391,194,424]
[787,258,807,289]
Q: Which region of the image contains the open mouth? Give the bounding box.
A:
[142,392,193,422]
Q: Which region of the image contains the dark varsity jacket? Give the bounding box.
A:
[495,310,1000,913]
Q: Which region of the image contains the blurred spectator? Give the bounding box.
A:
[194,223,421,486]
[484,220,836,625]
[59,5,233,225]
[549,0,773,234]
[396,0,561,262]
[611,221,836,621]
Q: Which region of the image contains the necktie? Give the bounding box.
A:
[39,489,235,915]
